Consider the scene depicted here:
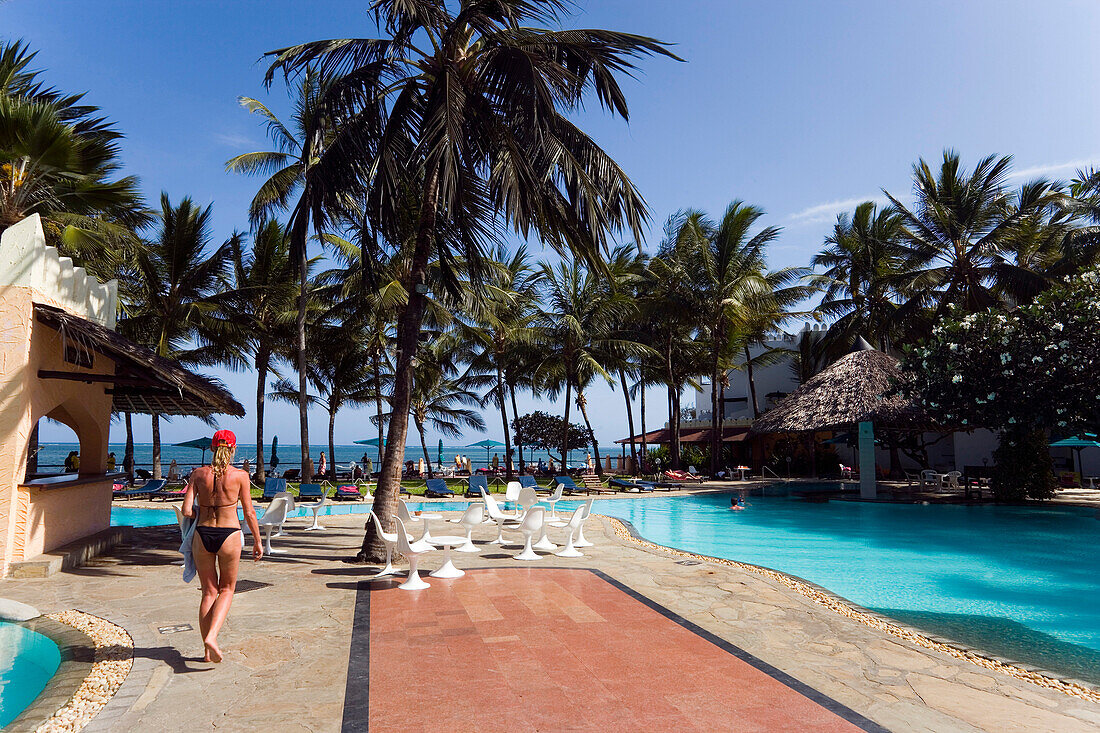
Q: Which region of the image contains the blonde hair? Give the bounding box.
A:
[212,444,236,478]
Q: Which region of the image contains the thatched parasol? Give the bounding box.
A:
[748,345,928,435]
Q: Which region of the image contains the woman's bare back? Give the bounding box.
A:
[190,465,248,527]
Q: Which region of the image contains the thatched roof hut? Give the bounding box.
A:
[35,304,244,417]
[748,346,928,435]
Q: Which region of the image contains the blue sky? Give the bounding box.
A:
[7,0,1099,448]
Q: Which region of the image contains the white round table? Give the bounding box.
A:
[426,535,468,578]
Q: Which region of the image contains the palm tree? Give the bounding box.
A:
[0,39,147,276]
[264,0,674,561]
[537,256,641,476]
[812,201,907,358]
[407,336,489,479]
[464,245,543,480]
[645,215,707,469]
[885,150,1059,326]
[269,323,377,481]
[602,244,649,474]
[119,194,238,478]
[226,220,302,480]
[227,67,361,482]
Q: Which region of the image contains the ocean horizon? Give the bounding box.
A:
[32,442,605,473]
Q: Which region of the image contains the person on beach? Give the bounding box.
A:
[182,430,262,663]
[318,451,327,477]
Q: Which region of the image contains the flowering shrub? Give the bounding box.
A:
[900,267,1100,499]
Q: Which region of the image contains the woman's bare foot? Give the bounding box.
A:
[203,639,223,663]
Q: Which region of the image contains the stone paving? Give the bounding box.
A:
[2,509,1100,732]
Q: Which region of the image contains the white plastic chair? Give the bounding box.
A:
[256,497,291,554]
[516,487,539,514]
[943,471,962,491]
[544,483,565,525]
[394,516,430,590]
[514,507,545,561]
[456,504,484,553]
[919,470,939,490]
[270,491,296,536]
[300,490,327,531]
[504,480,522,510]
[555,506,587,557]
[398,499,441,544]
[574,498,595,548]
[367,511,399,578]
[481,488,520,544]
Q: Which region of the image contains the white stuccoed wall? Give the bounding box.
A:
[0,214,118,329]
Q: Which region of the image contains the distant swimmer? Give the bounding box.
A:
[731,493,746,511]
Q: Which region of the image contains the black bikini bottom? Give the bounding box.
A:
[195,526,242,554]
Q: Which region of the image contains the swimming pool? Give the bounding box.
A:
[113,489,1100,683]
[0,621,62,728]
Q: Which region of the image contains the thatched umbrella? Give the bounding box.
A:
[749,341,929,497]
[749,346,928,435]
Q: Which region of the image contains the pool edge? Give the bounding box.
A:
[605,514,1100,705]
[4,616,94,733]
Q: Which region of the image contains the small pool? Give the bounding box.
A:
[0,621,62,728]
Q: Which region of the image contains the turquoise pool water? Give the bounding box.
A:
[112,489,1100,682]
[0,621,62,728]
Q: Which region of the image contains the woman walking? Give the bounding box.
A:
[182,430,262,662]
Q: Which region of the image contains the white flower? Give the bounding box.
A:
[987,393,995,400]
[949,344,958,352]
[952,375,962,384]
[1053,322,1064,331]
[1008,417,1016,423]
[1032,356,1043,363]
[1001,353,1011,364]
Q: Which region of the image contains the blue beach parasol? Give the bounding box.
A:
[175,437,213,465]
[466,438,505,468]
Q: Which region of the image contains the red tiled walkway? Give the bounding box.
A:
[364,568,870,732]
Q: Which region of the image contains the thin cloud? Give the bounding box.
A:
[786,195,886,226]
[213,132,256,148]
[1009,157,1100,181]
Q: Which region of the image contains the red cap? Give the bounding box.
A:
[211,430,237,449]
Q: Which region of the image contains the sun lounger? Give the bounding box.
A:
[465,475,488,498]
[297,482,325,499]
[150,481,187,501]
[664,469,703,483]
[262,477,287,500]
[517,475,548,494]
[579,473,614,494]
[425,478,456,498]
[608,477,654,492]
[555,475,607,495]
[282,468,301,481]
[333,484,365,501]
[113,478,166,500]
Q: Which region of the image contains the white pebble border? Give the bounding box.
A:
[608,516,1100,705]
[35,610,134,733]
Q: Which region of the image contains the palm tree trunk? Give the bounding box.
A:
[417,419,432,480]
[745,345,761,418]
[124,412,134,483]
[26,421,39,476]
[668,385,681,471]
[359,166,438,563]
[255,348,269,481]
[509,383,524,474]
[328,406,337,482]
[297,244,311,482]
[561,380,573,468]
[619,369,637,474]
[373,350,384,465]
[639,384,647,476]
[496,368,513,480]
[151,413,161,479]
[577,390,602,476]
[710,341,721,476]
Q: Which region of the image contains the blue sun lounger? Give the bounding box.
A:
[297,483,324,499]
[425,478,456,498]
[554,475,589,495]
[518,475,547,493]
[262,477,287,500]
[608,477,654,492]
[113,478,166,501]
[464,475,487,498]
